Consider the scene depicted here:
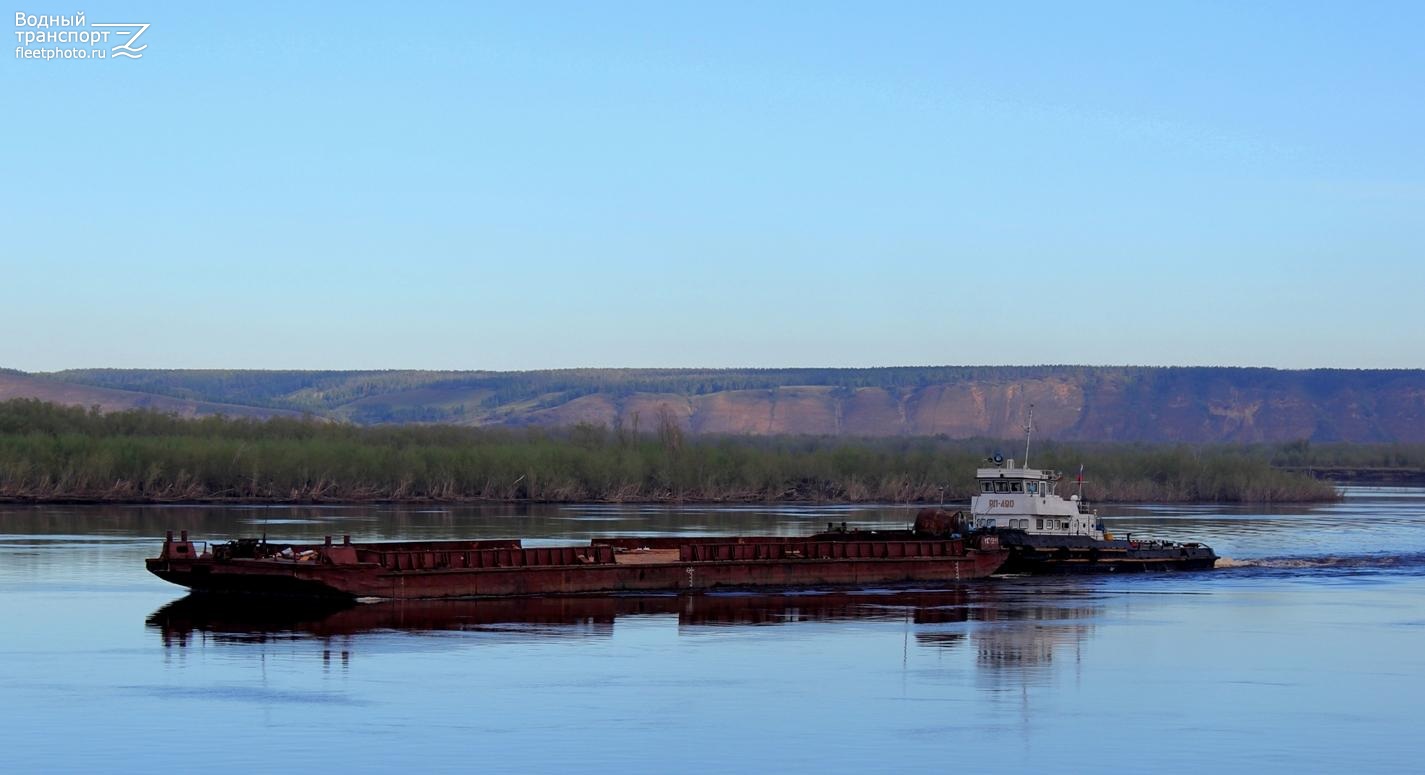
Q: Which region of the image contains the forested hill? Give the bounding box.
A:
[3,366,1423,443]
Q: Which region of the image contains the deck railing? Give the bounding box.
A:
[681,540,964,562]
[369,544,617,571]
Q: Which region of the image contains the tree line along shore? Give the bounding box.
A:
[3,399,1415,505]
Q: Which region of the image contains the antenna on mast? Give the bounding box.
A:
[1023,403,1034,469]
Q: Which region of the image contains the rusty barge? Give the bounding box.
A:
[146,526,1007,600]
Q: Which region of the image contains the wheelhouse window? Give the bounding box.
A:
[1036,519,1044,529]
[1011,482,1023,492]
[1027,482,1038,494]
[980,482,993,493]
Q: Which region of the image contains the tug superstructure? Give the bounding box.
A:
[970,406,1217,573]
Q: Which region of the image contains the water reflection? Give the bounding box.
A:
[0,502,919,545]
[148,584,1100,685]
[148,589,972,642]
[6,492,1425,773]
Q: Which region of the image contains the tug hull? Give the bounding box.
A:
[994,530,1218,573]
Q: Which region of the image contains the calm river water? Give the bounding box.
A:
[3,488,1424,773]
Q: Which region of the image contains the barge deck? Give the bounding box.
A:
[146,530,1007,600]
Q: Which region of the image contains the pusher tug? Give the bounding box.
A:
[968,406,1217,573]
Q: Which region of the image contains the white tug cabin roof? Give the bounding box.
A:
[970,458,1104,540]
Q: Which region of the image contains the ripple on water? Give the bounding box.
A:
[3,490,1425,772]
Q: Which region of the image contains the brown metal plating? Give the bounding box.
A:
[147,533,1007,600]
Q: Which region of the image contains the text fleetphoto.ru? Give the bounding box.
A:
[14,10,149,61]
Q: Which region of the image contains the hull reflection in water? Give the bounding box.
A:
[149,588,975,644]
[148,584,1102,681]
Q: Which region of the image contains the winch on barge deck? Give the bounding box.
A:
[146,527,1008,600]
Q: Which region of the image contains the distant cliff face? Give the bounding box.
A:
[522,371,1425,443]
[11,366,1425,442]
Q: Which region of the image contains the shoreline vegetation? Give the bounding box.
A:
[4,399,1417,506]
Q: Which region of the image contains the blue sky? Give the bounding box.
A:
[3,1,1422,371]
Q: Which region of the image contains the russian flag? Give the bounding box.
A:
[1076,464,1084,483]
